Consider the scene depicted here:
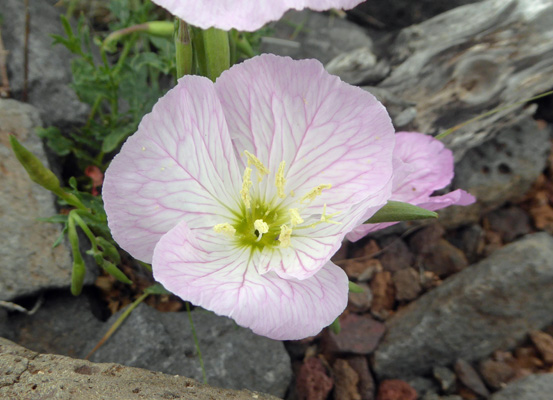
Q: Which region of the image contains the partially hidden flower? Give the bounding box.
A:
[151,0,365,31]
[85,165,104,196]
[347,132,476,242]
[102,54,395,340]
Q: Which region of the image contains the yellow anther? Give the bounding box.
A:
[300,184,332,203]
[276,161,287,198]
[320,203,342,225]
[289,208,304,227]
[254,219,269,234]
[214,223,236,237]
[244,150,269,179]
[279,225,293,248]
[290,189,296,197]
[240,167,253,209]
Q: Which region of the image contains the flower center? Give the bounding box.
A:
[214,151,340,251]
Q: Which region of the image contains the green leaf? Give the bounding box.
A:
[37,127,73,156]
[349,281,364,293]
[329,318,341,335]
[102,260,132,284]
[101,126,133,153]
[365,201,438,224]
[144,283,172,295]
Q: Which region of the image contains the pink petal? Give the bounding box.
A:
[153,220,349,340]
[215,54,395,278]
[417,189,476,211]
[151,0,365,31]
[103,76,242,263]
[347,132,475,242]
[391,132,454,203]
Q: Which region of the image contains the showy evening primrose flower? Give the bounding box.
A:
[103,54,395,340]
[151,0,365,31]
[348,132,476,242]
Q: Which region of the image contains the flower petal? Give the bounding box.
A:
[391,132,454,203]
[103,76,242,263]
[151,0,365,31]
[346,132,475,242]
[216,54,394,213]
[153,220,349,340]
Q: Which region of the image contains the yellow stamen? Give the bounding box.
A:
[289,208,304,227]
[254,219,269,234]
[244,150,269,179]
[240,167,253,209]
[300,184,332,203]
[214,223,236,237]
[290,190,296,197]
[279,225,293,248]
[320,203,342,225]
[276,161,286,198]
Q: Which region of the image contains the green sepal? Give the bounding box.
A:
[144,283,172,295]
[365,200,437,224]
[68,215,85,296]
[192,27,230,81]
[329,318,341,335]
[102,260,132,284]
[96,237,121,265]
[9,135,62,193]
[174,18,193,78]
[349,281,364,293]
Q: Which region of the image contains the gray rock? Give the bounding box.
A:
[490,373,553,400]
[433,366,457,394]
[0,99,94,301]
[3,291,103,358]
[261,10,374,65]
[351,0,482,29]
[90,303,292,398]
[2,0,88,127]
[0,337,280,400]
[325,47,390,85]
[438,116,550,227]
[373,233,553,379]
[407,376,439,397]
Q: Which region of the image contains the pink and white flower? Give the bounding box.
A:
[347,132,476,242]
[103,54,395,340]
[151,0,365,31]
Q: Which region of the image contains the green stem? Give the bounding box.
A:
[186,303,207,384]
[85,292,150,359]
[175,19,194,79]
[192,27,230,81]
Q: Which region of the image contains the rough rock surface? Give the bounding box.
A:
[438,117,550,227]
[2,0,88,126]
[0,100,92,301]
[89,303,292,398]
[260,10,374,65]
[0,337,280,400]
[3,293,291,396]
[373,233,553,379]
[489,373,553,400]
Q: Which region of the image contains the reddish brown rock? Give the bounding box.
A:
[348,356,376,400]
[530,331,553,364]
[348,283,373,312]
[479,359,516,390]
[323,314,386,355]
[351,239,381,259]
[333,359,361,400]
[343,259,382,281]
[418,239,468,277]
[486,206,531,243]
[392,268,422,301]
[376,380,417,400]
[297,357,333,400]
[370,271,395,317]
[454,359,490,398]
[378,236,414,272]
[408,223,445,254]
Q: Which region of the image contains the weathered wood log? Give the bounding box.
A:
[373,0,553,159]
